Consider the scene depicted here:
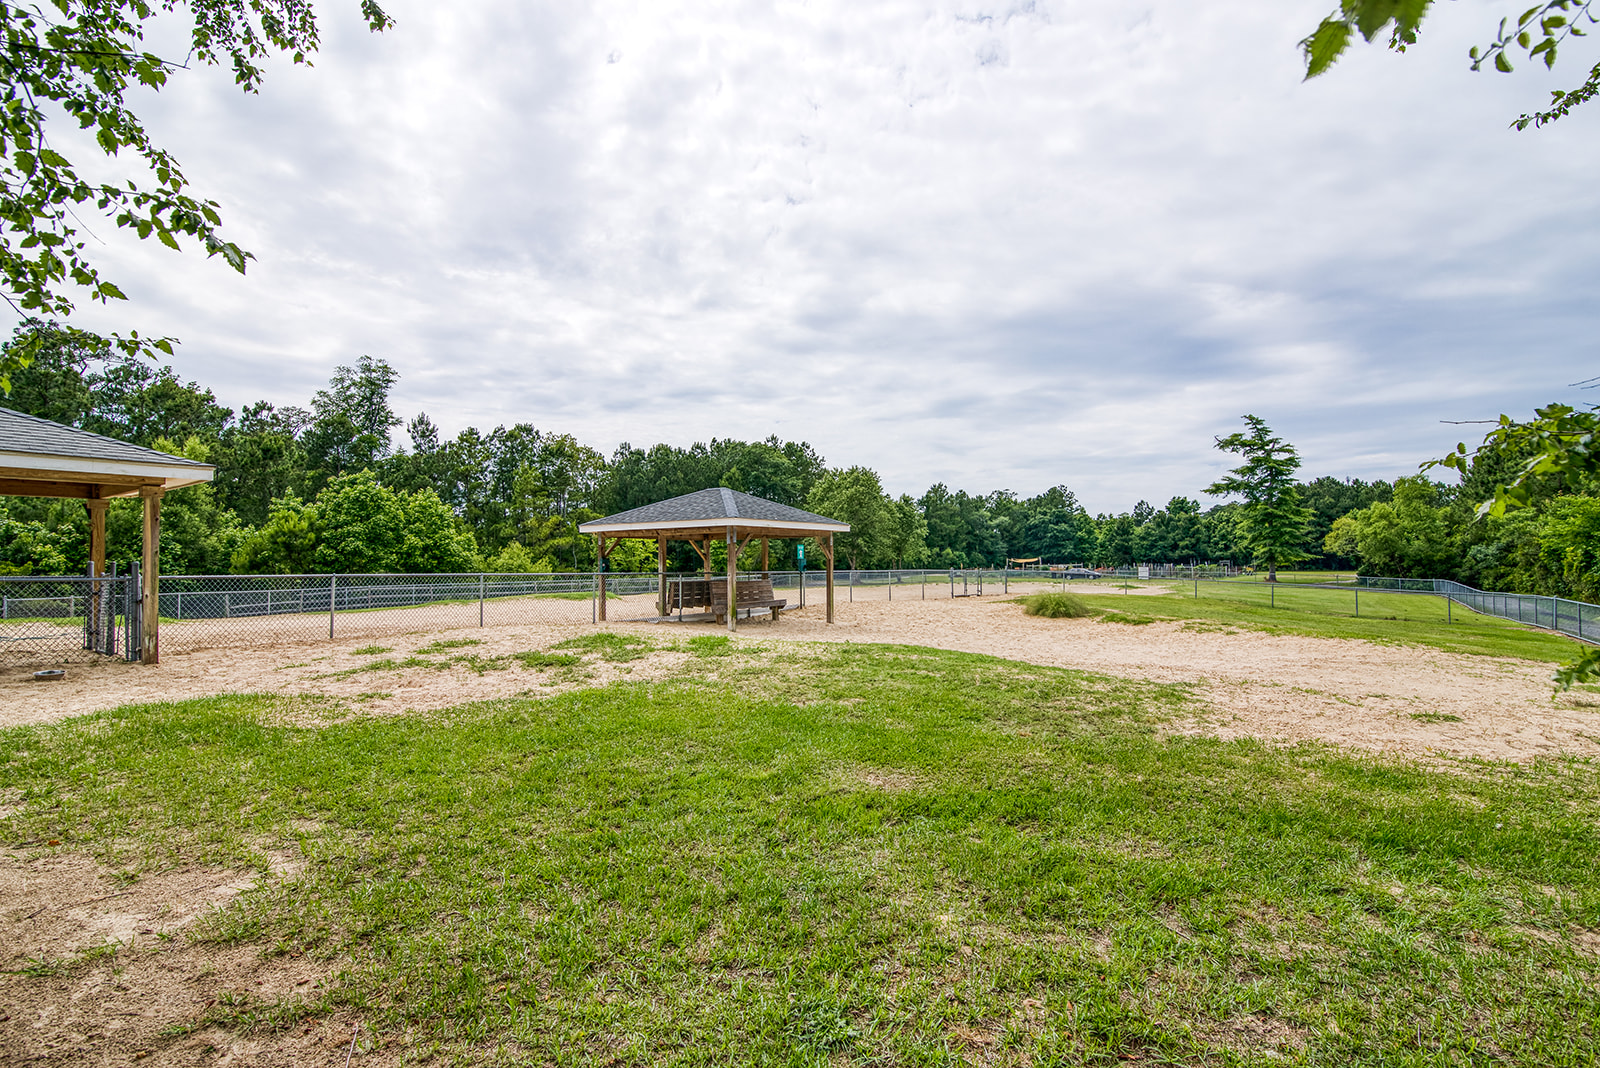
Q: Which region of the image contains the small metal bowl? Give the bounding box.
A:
[32,669,65,682]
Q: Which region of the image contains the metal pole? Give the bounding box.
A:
[1447,593,1452,624]
[479,573,486,627]
[329,573,337,639]
[1354,588,1358,617]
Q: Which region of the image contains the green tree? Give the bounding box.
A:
[806,467,890,570]
[231,492,318,574]
[302,356,401,484]
[81,360,233,447]
[1302,1,1599,128]
[397,489,477,573]
[1322,477,1458,578]
[1206,416,1314,582]
[882,494,929,569]
[0,499,70,574]
[0,1,392,395]
[313,469,404,573]
[0,319,105,424]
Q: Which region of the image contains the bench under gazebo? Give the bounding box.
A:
[578,488,849,631]
[0,405,214,663]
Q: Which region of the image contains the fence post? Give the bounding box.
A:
[950,569,955,598]
[1354,588,1358,617]
[329,573,337,640]
[479,573,486,627]
[1447,593,1452,624]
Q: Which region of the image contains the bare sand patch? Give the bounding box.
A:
[1,595,1594,762]
[0,849,407,1067]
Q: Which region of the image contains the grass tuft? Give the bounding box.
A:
[1020,591,1096,618]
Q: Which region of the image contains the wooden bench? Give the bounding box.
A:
[666,578,787,622]
[712,578,787,624]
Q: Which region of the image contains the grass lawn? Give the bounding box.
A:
[1068,581,1584,663]
[4,641,1599,1065]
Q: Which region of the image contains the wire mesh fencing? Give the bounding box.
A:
[1359,577,1600,644]
[0,574,133,664]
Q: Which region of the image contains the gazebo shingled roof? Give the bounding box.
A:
[1,405,215,663]
[578,488,849,630]
[581,487,846,536]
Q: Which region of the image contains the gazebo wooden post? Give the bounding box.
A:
[597,536,608,622]
[760,538,769,576]
[140,487,163,664]
[657,535,668,619]
[726,525,738,633]
[85,489,107,649]
[825,533,835,624]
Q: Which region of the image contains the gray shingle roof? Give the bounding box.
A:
[0,406,211,468]
[586,487,847,529]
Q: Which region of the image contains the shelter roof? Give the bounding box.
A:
[580,487,849,538]
[0,405,214,498]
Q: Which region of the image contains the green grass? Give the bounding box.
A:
[1072,581,1582,662]
[1019,592,1095,618]
[3,643,1598,1064]
[351,645,391,656]
[552,632,652,662]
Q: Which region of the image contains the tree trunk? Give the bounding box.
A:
[1268,561,1277,583]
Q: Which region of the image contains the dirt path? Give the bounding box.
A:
[2,595,1595,762]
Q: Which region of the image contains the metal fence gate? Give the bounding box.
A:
[0,572,137,665]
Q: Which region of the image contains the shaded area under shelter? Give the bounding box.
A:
[578,488,849,630]
[1,405,214,663]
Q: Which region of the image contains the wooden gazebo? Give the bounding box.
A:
[0,405,214,663]
[578,488,849,631]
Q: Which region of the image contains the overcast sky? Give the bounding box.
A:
[56,0,1600,512]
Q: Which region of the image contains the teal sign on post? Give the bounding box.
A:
[797,544,806,571]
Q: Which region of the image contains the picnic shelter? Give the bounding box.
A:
[578,488,850,631]
[0,405,215,663]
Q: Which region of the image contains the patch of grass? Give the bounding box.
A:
[351,645,391,656]
[1099,610,1157,625]
[1019,591,1095,618]
[511,651,584,671]
[354,692,392,702]
[686,634,735,656]
[552,632,652,662]
[1410,712,1464,723]
[1076,581,1584,662]
[4,647,1599,1064]
[416,638,482,655]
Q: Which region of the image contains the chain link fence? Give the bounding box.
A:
[1349,576,1600,644]
[11,565,1592,665]
[0,574,134,664]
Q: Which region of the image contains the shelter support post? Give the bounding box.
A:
[657,536,668,618]
[760,538,769,576]
[825,533,835,624]
[726,525,738,633]
[597,537,608,622]
[86,491,108,651]
[140,487,163,664]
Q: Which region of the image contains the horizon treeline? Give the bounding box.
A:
[1,324,1595,601]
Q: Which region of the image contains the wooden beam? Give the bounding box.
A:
[825,533,835,625]
[86,490,108,653]
[141,487,163,664]
[726,525,738,634]
[657,535,667,618]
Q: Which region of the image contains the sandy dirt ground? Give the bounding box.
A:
[2,591,1596,763]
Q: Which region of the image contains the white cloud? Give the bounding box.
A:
[49,0,1600,511]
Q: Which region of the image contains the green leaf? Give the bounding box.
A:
[1304,18,1354,78]
[1496,50,1516,71]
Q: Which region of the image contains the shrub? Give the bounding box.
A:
[1020,592,1095,618]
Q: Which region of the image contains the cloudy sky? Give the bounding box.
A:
[58,0,1600,512]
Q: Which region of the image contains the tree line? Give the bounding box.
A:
[0,323,1592,599]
